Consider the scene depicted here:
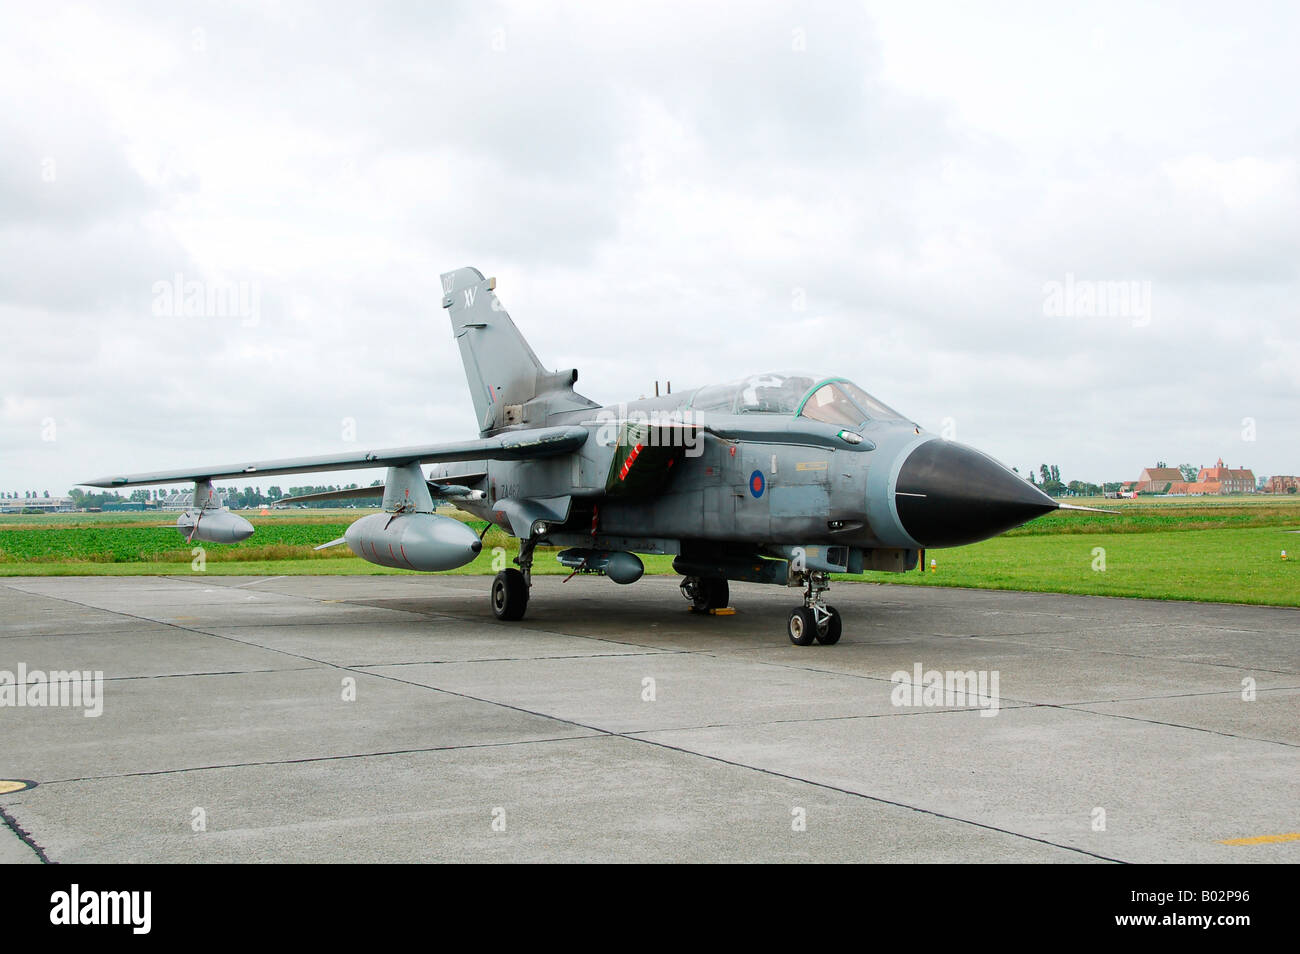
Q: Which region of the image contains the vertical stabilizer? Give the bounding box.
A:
[441,267,596,434]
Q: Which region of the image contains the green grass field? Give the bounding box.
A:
[860,526,1298,606]
[2,499,1298,607]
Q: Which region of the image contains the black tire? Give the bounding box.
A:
[491,568,529,621]
[815,606,842,645]
[788,607,817,646]
[687,576,729,611]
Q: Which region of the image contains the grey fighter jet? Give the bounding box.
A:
[84,267,1104,645]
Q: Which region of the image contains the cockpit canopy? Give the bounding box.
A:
[688,372,905,425]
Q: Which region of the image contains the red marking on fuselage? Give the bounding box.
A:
[619,442,645,481]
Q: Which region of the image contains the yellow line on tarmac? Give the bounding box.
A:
[1219,832,1300,845]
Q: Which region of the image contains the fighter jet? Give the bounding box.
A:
[84,266,1106,645]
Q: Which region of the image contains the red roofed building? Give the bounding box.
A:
[1135,467,1184,493]
[1195,459,1256,494]
[1134,459,1258,494]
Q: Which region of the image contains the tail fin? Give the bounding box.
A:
[441,267,596,433]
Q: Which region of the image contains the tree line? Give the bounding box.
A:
[58,483,384,510]
[1023,464,1107,497]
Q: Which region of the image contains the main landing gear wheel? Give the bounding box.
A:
[681,576,729,612]
[492,568,529,621]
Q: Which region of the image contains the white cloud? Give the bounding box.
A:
[1,0,1297,495]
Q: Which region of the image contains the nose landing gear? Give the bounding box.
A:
[787,571,841,645]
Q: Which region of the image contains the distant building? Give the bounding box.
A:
[1133,459,1257,495]
[1263,475,1300,494]
[160,491,224,511]
[1195,459,1256,494]
[1135,467,1183,493]
[0,495,76,513]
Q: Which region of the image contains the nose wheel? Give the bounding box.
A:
[787,572,842,645]
[787,605,842,645]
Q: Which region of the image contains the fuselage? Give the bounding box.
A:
[442,371,1057,562]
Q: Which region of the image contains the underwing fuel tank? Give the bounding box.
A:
[176,509,254,544]
[344,512,483,571]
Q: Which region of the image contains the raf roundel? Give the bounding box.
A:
[749,470,765,498]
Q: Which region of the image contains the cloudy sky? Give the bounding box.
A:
[2,0,1297,495]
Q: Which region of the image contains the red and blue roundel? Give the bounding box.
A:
[749,470,765,498]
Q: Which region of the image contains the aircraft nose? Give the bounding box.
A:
[894,440,1057,548]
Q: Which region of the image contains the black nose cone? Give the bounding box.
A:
[895,440,1057,547]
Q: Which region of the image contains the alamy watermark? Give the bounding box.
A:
[1043,273,1151,327]
[594,404,703,457]
[50,885,150,934]
[0,664,104,717]
[152,272,261,327]
[891,663,1000,717]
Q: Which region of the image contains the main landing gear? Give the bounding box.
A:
[786,571,841,646]
[680,575,729,612]
[499,546,843,645]
[491,537,535,621]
